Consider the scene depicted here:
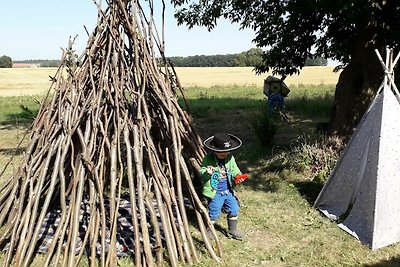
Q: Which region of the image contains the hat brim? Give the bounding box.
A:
[203,134,242,152]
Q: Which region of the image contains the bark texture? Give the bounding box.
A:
[329,47,384,139]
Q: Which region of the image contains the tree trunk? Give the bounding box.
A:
[328,47,384,139]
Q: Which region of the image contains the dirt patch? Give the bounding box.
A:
[247,227,283,250]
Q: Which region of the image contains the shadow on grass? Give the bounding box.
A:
[184,96,332,121]
[1,108,37,127]
[235,140,327,205]
[0,147,26,156]
[363,257,400,267]
[292,181,324,206]
[239,169,280,193]
[0,96,40,126]
[0,123,32,130]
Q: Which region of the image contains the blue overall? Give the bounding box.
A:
[207,158,239,221]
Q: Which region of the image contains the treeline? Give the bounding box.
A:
[13,59,61,67]
[2,48,328,68]
[168,48,264,67]
[168,48,328,67]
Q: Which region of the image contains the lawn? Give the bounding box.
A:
[180,84,400,267]
[1,78,400,266]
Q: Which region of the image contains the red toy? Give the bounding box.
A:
[235,173,250,184]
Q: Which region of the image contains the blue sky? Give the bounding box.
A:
[0,0,256,61]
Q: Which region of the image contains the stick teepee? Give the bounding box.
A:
[0,0,222,266]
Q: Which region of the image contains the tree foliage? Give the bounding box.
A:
[171,0,400,137]
[169,53,237,67]
[168,48,263,67]
[171,0,400,76]
[0,55,12,68]
[305,57,328,66]
[39,60,61,67]
[168,48,325,67]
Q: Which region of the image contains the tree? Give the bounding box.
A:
[236,48,263,66]
[168,50,260,67]
[171,0,400,137]
[305,57,328,66]
[0,55,12,68]
[40,60,61,67]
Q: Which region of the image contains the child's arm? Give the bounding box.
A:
[229,155,249,184]
[229,155,242,178]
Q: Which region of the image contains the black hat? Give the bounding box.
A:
[203,133,242,152]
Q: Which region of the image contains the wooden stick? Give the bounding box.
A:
[0,0,222,265]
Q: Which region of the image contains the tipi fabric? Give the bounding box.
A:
[314,49,400,250]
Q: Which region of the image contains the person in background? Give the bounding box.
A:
[201,132,248,240]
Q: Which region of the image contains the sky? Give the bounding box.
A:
[0,0,257,61]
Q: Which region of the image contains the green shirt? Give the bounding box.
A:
[200,153,241,199]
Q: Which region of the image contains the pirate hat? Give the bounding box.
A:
[203,132,242,152]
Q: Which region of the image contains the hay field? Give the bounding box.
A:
[0,66,341,96]
[0,68,57,96]
[176,66,340,87]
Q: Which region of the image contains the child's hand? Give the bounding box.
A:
[206,166,215,175]
[235,173,250,184]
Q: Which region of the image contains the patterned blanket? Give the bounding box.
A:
[34,193,188,257]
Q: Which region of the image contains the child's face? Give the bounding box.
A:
[215,152,229,159]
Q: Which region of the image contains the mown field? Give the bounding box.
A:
[0,66,340,96]
[1,67,400,266]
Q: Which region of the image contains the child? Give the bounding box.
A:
[201,132,247,240]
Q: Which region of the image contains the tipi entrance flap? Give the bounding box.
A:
[314,48,400,250]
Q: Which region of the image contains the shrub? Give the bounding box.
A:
[250,103,278,146]
[0,55,12,68]
[261,135,344,183]
[289,135,344,182]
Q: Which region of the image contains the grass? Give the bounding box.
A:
[0,96,41,124]
[175,83,400,267]
[2,81,400,266]
[0,96,41,180]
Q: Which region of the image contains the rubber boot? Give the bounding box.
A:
[206,221,216,241]
[227,216,245,240]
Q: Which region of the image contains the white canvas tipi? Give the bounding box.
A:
[314,48,400,250]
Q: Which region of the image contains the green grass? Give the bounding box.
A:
[179,84,400,267]
[2,85,400,266]
[287,84,335,119]
[0,95,41,124]
[180,84,334,120]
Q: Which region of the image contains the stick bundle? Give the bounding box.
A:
[0,0,222,266]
